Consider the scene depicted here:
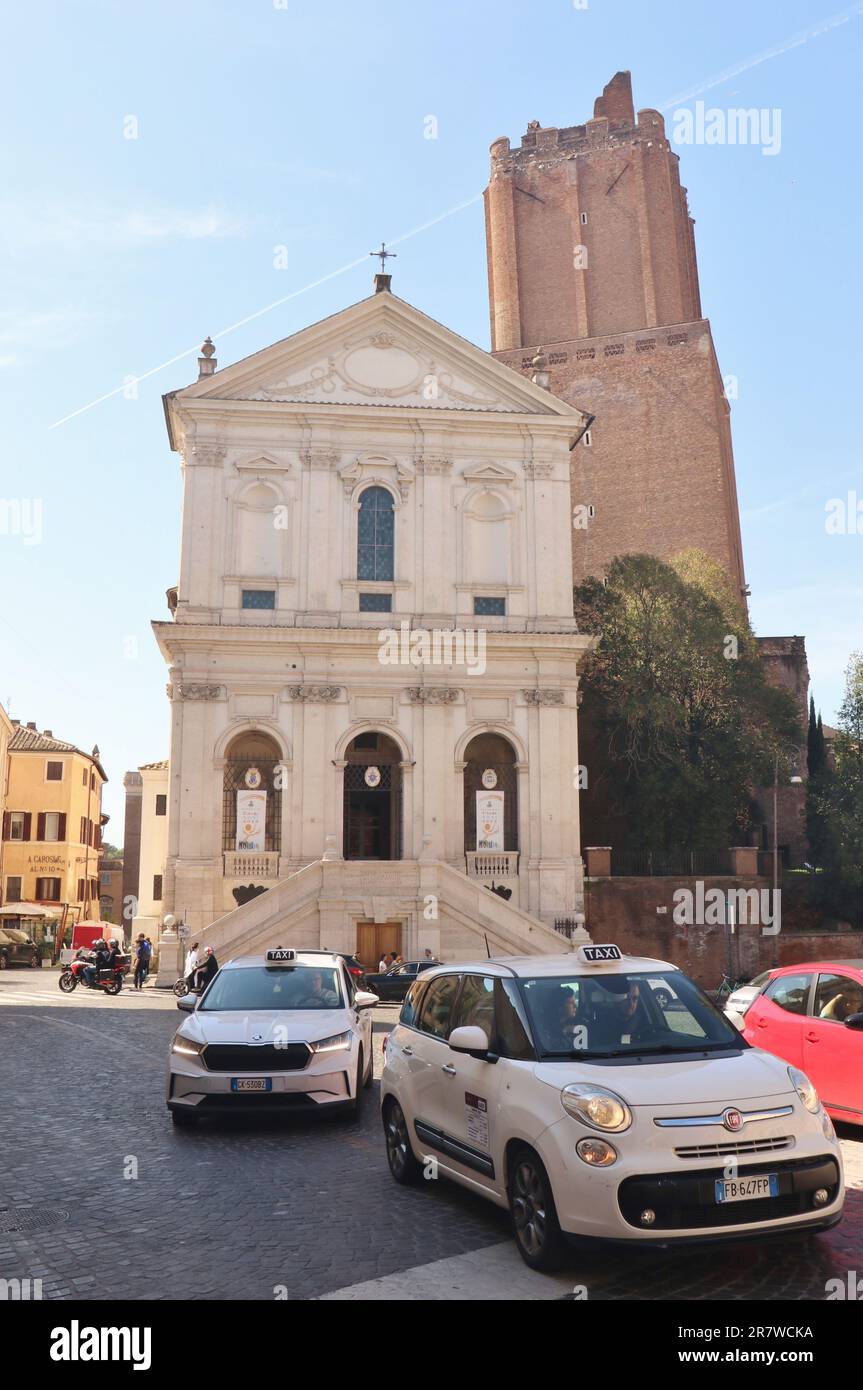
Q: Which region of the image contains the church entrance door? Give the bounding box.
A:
[356,922,402,973]
[343,732,402,860]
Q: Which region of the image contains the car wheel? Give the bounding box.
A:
[345,1049,364,1118]
[383,1098,422,1185]
[0,954,7,970]
[171,1108,197,1128]
[508,1146,567,1272]
[30,953,40,969]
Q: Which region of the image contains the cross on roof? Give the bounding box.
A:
[370,242,397,273]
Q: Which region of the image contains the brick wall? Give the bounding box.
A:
[585,875,860,986]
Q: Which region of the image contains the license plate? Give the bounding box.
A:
[231,1078,272,1092]
[714,1174,779,1204]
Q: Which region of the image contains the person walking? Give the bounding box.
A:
[133,934,149,991]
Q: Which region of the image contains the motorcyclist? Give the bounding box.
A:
[82,939,107,987]
[194,946,218,993]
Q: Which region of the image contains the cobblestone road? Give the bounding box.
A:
[1,970,861,1301]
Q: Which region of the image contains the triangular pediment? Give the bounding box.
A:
[172,292,589,422]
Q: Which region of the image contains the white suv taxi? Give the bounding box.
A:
[166,949,378,1125]
[380,947,844,1269]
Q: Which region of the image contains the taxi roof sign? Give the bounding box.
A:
[578,944,622,965]
[265,948,296,965]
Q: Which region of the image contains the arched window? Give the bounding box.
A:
[463,733,518,852]
[222,731,283,852]
[357,486,394,581]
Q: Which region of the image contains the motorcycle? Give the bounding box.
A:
[58,950,130,996]
[172,975,204,998]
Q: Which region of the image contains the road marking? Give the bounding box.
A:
[319,1240,575,1301]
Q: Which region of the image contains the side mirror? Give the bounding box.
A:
[844,1012,863,1030]
[354,990,379,1010]
[176,995,197,1012]
[448,1025,492,1058]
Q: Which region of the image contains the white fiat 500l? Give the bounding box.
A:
[380,947,844,1270]
[166,949,377,1125]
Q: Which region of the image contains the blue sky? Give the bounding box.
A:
[1,0,861,837]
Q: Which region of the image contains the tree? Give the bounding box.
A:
[574,552,800,850]
[806,696,829,864]
[813,653,863,889]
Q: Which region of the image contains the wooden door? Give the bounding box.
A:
[356,922,402,972]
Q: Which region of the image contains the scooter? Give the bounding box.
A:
[173,974,203,998]
[58,950,129,996]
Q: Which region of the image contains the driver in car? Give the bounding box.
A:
[298,969,339,1008]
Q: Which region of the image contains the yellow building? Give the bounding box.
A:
[1,722,108,926]
[0,700,11,850]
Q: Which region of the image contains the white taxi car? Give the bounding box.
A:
[380,946,844,1269]
[166,949,378,1125]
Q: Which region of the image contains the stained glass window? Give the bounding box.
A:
[357,486,394,581]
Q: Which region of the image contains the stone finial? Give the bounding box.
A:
[197,336,217,379]
[530,346,550,390]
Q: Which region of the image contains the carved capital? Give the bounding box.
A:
[286,685,342,702]
[523,462,555,479]
[404,687,461,704]
[300,447,340,471]
[522,688,565,706]
[416,455,453,475]
[175,683,224,701]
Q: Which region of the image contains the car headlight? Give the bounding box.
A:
[310,1031,352,1054]
[788,1065,820,1113]
[561,1083,632,1132]
[576,1138,618,1167]
[171,1036,205,1058]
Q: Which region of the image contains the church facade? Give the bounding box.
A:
[154,284,594,964]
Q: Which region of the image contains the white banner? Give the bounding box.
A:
[236,790,267,852]
[476,790,505,852]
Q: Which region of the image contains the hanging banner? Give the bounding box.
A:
[476,790,505,852]
[236,791,267,852]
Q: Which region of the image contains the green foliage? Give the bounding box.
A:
[810,653,863,889]
[574,552,800,850]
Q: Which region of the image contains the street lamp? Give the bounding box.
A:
[772,753,803,968]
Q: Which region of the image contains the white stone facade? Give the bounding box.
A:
[154,288,594,960]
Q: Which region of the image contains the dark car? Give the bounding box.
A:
[364,960,438,1002]
[0,927,40,969]
[298,948,367,985]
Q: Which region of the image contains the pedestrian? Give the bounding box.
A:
[143,937,153,983]
[378,952,390,972]
[423,948,438,964]
[184,941,200,990]
[133,934,148,991]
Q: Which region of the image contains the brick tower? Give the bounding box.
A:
[485,71,747,597]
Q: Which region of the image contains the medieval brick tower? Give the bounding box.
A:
[485,71,747,598]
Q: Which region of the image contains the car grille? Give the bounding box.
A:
[618,1154,839,1231]
[674,1136,794,1159]
[202,1043,311,1072]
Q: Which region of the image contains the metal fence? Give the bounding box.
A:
[610,848,733,877]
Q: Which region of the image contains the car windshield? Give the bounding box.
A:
[200,965,343,1012]
[520,970,741,1059]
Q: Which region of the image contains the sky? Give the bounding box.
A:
[1,0,861,840]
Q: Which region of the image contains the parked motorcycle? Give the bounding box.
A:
[172,976,202,998]
[58,949,130,996]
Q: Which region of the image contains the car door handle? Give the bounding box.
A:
[756,1020,768,1029]
[805,1033,819,1043]
[441,1064,457,1076]
[402,1045,413,1056]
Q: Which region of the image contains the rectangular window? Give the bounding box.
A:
[90,771,95,791]
[359,593,392,613]
[241,589,276,610]
[46,760,63,781]
[153,874,163,902]
[582,429,592,447]
[9,812,26,841]
[6,876,22,903]
[44,812,61,842]
[82,768,87,785]
[36,877,61,902]
[474,596,506,616]
[80,815,87,843]
[77,878,86,901]
[155,794,167,816]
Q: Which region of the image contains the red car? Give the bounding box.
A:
[740,960,863,1128]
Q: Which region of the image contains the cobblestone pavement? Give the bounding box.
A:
[1,969,861,1301]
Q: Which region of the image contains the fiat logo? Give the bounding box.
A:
[722,1108,743,1132]
[251,1032,264,1042]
